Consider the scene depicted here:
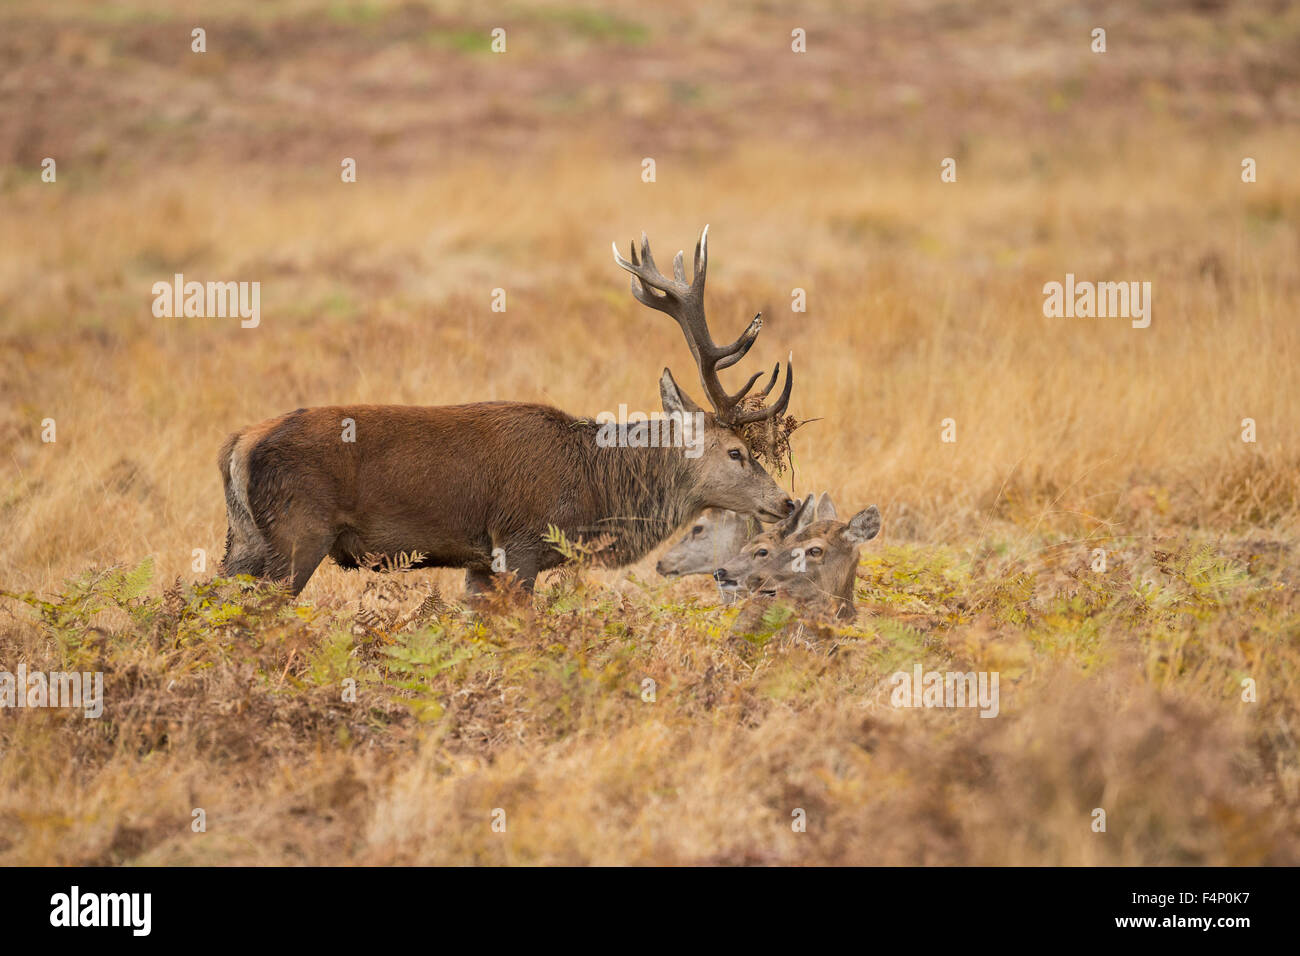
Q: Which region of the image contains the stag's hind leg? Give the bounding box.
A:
[260,515,339,596]
[219,430,271,579]
[219,521,267,578]
[218,481,268,578]
[262,535,334,595]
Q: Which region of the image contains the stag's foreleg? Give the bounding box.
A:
[463,534,541,597]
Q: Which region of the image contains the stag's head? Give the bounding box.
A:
[614,226,796,522]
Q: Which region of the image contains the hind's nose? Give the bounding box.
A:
[713,568,727,582]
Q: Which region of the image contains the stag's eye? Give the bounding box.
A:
[808,547,823,557]
[691,525,703,535]
[755,548,768,557]
[728,449,743,462]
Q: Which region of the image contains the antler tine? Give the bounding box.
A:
[731,355,794,426]
[613,227,727,410]
[614,239,674,314]
[714,313,763,370]
[692,225,708,292]
[638,232,662,277]
[725,367,770,406]
[750,362,781,399]
[614,239,681,299]
[612,226,793,427]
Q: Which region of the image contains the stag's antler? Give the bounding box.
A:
[612,225,793,428]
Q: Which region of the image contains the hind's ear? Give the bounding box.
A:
[659,368,704,416]
[844,505,881,544]
[776,493,816,535]
[815,492,838,520]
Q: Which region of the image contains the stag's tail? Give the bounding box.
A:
[217,430,268,577]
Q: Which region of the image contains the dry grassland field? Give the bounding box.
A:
[0,0,1298,877]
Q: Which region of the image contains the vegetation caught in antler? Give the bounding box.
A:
[735,393,811,475]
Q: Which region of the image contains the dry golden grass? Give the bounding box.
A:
[0,0,1297,864]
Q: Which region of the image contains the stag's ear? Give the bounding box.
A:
[815,492,838,520]
[843,505,881,544]
[659,368,703,416]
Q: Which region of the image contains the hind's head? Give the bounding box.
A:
[712,493,834,591]
[743,505,882,618]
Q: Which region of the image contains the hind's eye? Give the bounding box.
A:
[808,547,823,557]
[728,449,743,461]
[691,525,703,535]
[755,548,768,557]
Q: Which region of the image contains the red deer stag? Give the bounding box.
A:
[218,227,797,595]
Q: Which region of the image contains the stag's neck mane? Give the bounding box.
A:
[571,420,703,566]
